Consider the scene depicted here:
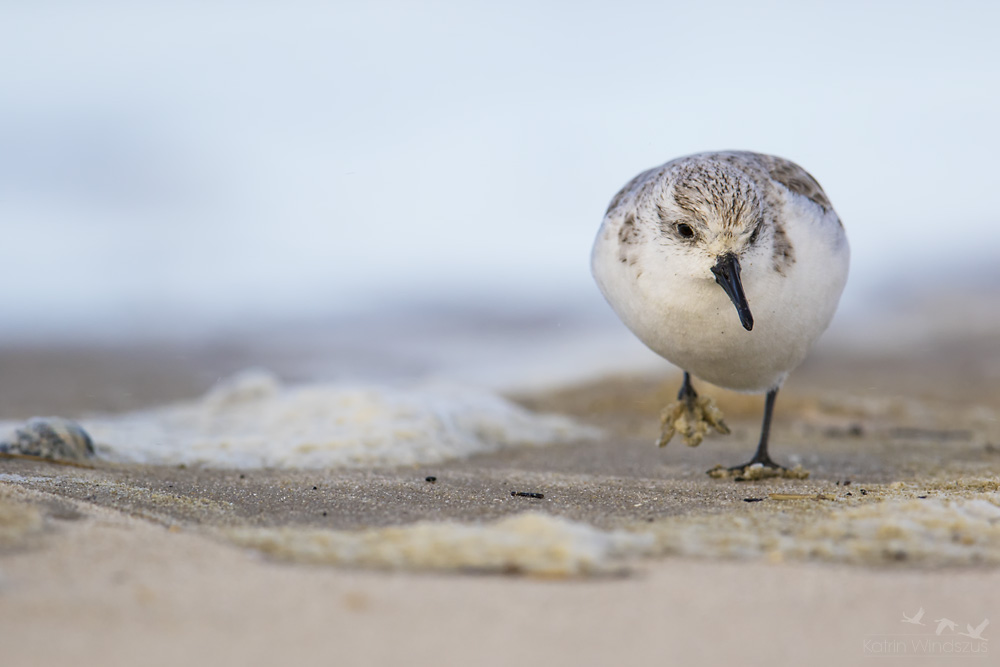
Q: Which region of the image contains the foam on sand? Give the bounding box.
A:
[228,512,654,576]
[78,370,596,470]
[648,487,1000,566]
[227,491,1000,574]
[790,497,1000,565]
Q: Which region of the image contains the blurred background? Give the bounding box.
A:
[1,0,999,407]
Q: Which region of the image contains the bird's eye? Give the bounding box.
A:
[749,224,761,244]
[675,223,695,239]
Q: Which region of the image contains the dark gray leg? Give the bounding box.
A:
[728,387,783,470]
[678,371,696,402]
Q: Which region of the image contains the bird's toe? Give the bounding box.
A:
[657,394,729,448]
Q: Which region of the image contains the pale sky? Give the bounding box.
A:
[1,1,998,338]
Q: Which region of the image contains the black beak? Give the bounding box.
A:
[710,253,754,331]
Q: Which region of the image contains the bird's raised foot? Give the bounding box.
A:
[657,393,730,448]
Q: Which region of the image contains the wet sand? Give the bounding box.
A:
[1,325,999,665]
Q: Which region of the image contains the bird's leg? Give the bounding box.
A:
[678,370,696,402]
[727,387,783,470]
[658,371,730,448]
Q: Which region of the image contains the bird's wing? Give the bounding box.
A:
[753,153,833,213]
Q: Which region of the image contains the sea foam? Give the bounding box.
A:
[228,512,654,575]
[78,370,595,469]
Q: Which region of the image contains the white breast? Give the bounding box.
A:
[592,200,849,393]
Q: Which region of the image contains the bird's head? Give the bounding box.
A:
[644,159,779,332]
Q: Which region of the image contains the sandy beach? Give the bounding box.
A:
[4,2,1000,665]
[1,312,998,667]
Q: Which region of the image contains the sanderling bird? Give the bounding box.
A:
[591,151,849,472]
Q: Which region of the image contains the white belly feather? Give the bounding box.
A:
[592,203,848,392]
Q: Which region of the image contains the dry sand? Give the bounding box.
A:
[1,328,999,666]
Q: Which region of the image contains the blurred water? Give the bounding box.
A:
[1,0,998,343]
